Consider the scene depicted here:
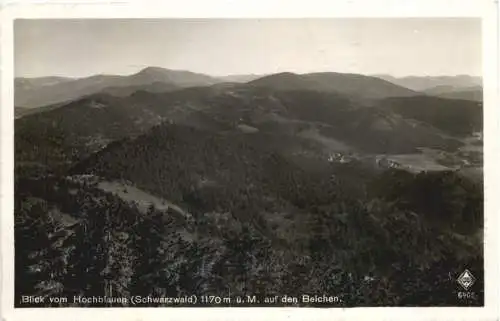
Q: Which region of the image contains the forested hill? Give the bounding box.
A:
[247,72,419,99]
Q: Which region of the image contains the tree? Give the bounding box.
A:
[15,201,66,306]
[130,207,178,303]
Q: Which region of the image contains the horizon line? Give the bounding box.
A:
[14,66,483,80]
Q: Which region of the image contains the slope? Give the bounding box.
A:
[423,85,483,102]
[377,96,483,137]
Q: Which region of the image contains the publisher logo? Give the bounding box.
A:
[457,269,476,290]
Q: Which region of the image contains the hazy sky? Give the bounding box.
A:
[14,18,481,78]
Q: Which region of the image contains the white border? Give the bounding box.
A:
[1,1,499,321]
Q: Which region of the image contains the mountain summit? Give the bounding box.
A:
[248,72,418,99]
[130,67,220,87]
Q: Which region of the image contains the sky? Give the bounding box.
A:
[14,18,481,78]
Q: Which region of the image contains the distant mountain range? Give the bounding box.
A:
[15,67,220,108]
[374,74,482,91]
[373,75,483,102]
[216,74,264,83]
[21,67,479,109]
[17,68,483,110]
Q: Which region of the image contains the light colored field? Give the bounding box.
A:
[237,123,259,133]
[97,180,196,242]
[97,180,192,220]
[385,153,451,172]
[49,207,79,228]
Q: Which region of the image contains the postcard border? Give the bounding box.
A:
[1,1,499,321]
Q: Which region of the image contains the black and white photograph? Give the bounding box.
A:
[9,17,488,309]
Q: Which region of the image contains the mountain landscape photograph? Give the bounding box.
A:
[13,18,483,307]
